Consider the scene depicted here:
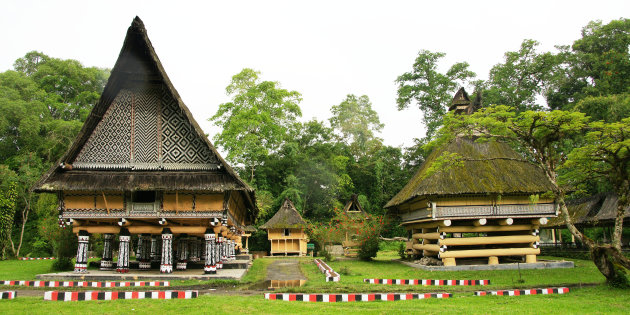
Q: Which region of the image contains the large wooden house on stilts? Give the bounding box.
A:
[385,88,556,266]
[33,17,257,274]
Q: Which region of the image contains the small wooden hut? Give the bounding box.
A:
[385,88,556,266]
[32,17,257,274]
[260,198,308,256]
[340,194,368,257]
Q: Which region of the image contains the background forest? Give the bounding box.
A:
[0,18,628,260]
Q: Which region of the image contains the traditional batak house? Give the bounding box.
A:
[385,88,556,266]
[33,17,257,274]
[260,198,308,256]
[340,194,368,257]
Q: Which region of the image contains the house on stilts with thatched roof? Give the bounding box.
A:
[260,198,309,256]
[385,88,557,266]
[33,17,257,275]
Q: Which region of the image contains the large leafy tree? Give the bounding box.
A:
[483,39,559,111]
[548,18,630,110]
[0,51,109,257]
[210,68,302,183]
[329,94,384,158]
[395,50,475,138]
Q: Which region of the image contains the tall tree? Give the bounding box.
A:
[329,94,384,159]
[210,68,302,183]
[395,50,475,138]
[484,39,559,111]
[547,18,630,110]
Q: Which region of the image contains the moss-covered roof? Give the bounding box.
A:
[548,193,630,227]
[385,137,555,208]
[259,198,306,229]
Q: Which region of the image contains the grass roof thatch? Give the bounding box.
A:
[385,137,555,209]
[548,193,630,227]
[32,17,256,215]
[259,198,306,230]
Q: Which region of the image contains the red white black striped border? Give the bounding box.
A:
[265,292,451,302]
[0,291,17,299]
[474,287,569,296]
[1,281,169,287]
[364,279,490,286]
[18,257,95,260]
[314,259,340,282]
[44,290,197,301]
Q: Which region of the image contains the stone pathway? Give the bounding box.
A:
[265,259,306,281]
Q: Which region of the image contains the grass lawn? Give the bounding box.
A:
[0,286,628,314]
[1,249,628,314]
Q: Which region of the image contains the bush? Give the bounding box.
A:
[398,242,406,259]
[52,257,73,271]
[358,237,379,261]
[248,230,271,252]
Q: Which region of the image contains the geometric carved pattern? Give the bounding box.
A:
[161,87,217,164]
[133,87,159,163]
[75,90,133,164]
[73,85,218,167]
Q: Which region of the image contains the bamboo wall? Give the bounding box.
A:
[267,228,308,256]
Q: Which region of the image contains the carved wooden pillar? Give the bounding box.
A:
[100,233,114,270]
[217,237,223,269]
[204,229,216,274]
[138,233,151,270]
[74,230,89,273]
[160,228,173,273]
[116,228,130,273]
[176,234,189,270]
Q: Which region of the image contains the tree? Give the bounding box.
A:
[484,39,559,111]
[0,51,108,258]
[329,94,384,158]
[396,50,475,138]
[547,19,630,110]
[435,106,629,286]
[210,68,302,183]
[0,166,17,259]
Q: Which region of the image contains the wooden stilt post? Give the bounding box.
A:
[443,257,456,266]
[160,228,173,274]
[525,255,537,263]
[100,233,114,270]
[74,230,90,273]
[488,256,499,265]
[116,228,130,273]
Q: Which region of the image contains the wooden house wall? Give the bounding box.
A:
[267,228,308,255]
[64,192,124,210]
[228,192,247,225]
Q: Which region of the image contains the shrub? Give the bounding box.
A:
[52,257,73,271]
[358,236,379,261]
[398,241,406,259]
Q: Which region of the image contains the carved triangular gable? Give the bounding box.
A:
[73,85,219,170]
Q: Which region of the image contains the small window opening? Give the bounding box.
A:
[283,229,291,236]
[133,191,156,203]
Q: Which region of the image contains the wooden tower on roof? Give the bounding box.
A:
[340,194,368,257]
[33,17,256,274]
[260,198,309,256]
[385,88,556,266]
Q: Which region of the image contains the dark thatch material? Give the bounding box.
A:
[343,194,366,213]
[260,198,306,229]
[385,137,556,209]
[548,193,630,227]
[32,17,255,213]
[243,225,257,233]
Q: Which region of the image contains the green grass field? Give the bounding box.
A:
[0,249,628,314]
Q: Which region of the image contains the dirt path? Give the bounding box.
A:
[265,259,306,281]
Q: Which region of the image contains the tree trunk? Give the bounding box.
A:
[591,245,630,287]
[612,188,628,251]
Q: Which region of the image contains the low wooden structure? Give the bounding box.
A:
[260,198,308,256]
[385,88,556,266]
[33,17,257,275]
[545,193,630,246]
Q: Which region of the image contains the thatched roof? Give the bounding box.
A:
[32,17,255,212]
[548,193,630,227]
[260,198,306,229]
[385,137,555,208]
[343,194,366,213]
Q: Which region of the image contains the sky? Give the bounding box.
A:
[1,0,628,150]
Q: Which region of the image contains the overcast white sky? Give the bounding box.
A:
[1,1,628,150]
